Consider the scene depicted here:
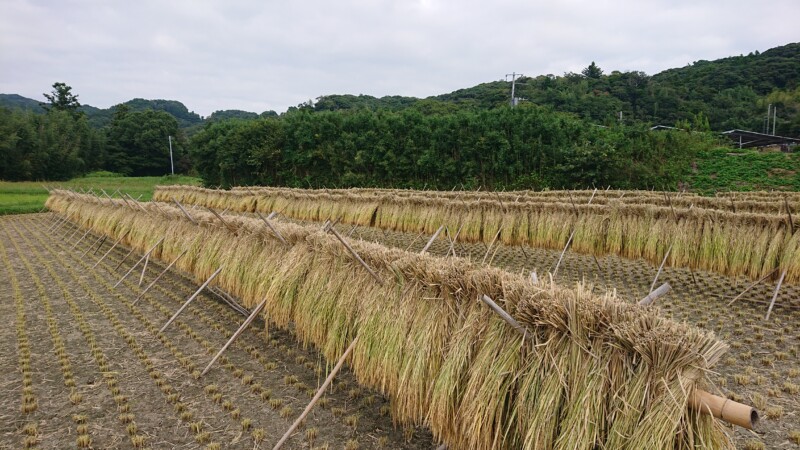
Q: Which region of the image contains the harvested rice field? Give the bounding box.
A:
[0,213,434,449]
[3,188,800,449]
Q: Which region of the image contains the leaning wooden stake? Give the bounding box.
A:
[160,266,224,333]
[201,298,268,376]
[480,295,529,340]
[638,282,672,306]
[138,253,150,286]
[94,230,130,269]
[325,224,384,285]
[272,337,360,450]
[81,234,107,258]
[172,198,198,224]
[481,228,503,265]
[765,268,787,320]
[113,237,165,288]
[446,223,464,257]
[649,244,672,293]
[205,206,235,231]
[552,229,576,278]
[133,249,188,305]
[71,228,92,250]
[256,211,288,245]
[420,225,445,254]
[725,268,779,306]
[482,293,758,429]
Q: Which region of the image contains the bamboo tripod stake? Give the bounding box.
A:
[160,266,224,333]
[134,249,188,305]
[479,294,758,429]
[201,298,268,376]
[272,337,359,450]
[113,237,165,288]
[94,230,130,269]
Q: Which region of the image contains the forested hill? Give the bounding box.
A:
[0,95,204,129]
[311,43,800,135]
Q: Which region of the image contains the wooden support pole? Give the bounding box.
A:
[480,295,529,340]
[138,253,150,287]
[784,195,795,233]
[649,244,672,293]
[552,229,576,278]
[172,197,198,225]
[325,225,384,285]
[71,228,92,250]
[765,268,787,320]
[208,286,249,316]
[482,291,758,429]
[201,298,268,376]
[638,282,672,306]
[272,337,359,450]
[256,211,288,245]
[126,193,149,214]
[65,221,83,241]
[100,188,112,199]
[587,188,598,205]
[481,228,502,265]
[447,223,464,257]
[94,230,130,269]
[420,225,445,254]
[81,234,106,258]
[205,206,235,231]
[133,249,188,305]
[160,267,224,333]
[113,237,165,288]
[726,268,779,306]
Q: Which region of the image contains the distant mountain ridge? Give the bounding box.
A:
[2,42,799,135]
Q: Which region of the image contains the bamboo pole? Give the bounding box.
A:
[94,230,130,269]
[325,225,384,285]
[272,337,359,450]
[256,211,288,246]
[552,229,576,278]
[726,268,779,306]
[134,249,188,305]
[138,253,150,287]
[480,295,529,340]
[649,244,672,293]
[481,228,502,265]
[447,223,464,257]
[70,228,92,250]
[205,206,235,231]
[201,298,268,376]
[638,282,671,306]
[420,225,445,254]
[482,292,758,429]
[172,198,198,225]
[81,234,106,258]
[765,268,787,320]
[160,266,224,333]
[113,237,165,288]
[688,390,758,430]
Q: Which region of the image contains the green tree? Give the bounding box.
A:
[582,62,603,79]
[41,82,82,116]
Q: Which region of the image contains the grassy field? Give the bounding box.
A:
[690,147,800,193]
[0,172,200,215]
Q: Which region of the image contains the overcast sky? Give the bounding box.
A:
[1,0,797,117]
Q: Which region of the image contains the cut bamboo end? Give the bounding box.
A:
[688,390,758,430]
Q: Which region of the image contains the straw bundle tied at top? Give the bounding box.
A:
[50,190,735,449]
[153,185,800,283]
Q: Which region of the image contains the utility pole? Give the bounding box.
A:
[505,72,522,107]
[168,135,174,175]
[765,104,771,134]
[772,106,777,135]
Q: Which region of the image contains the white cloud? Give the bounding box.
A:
[1,0,797,116]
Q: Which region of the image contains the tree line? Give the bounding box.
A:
[190,105,719,190]
[0,83,188,181]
